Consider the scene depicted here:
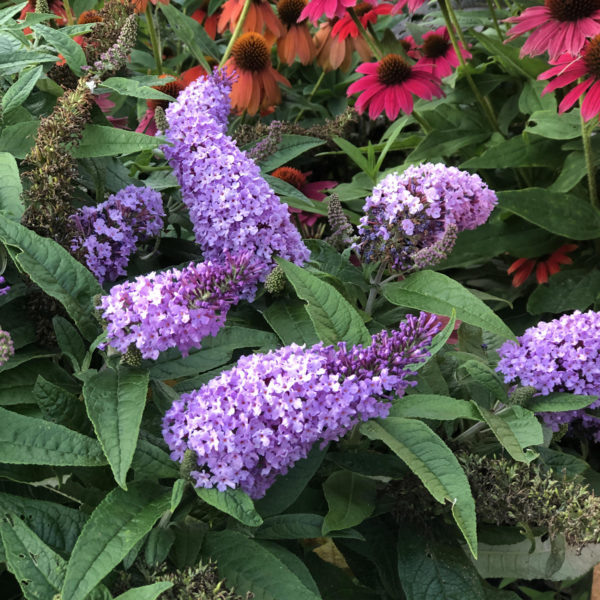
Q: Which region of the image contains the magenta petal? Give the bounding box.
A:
[559,78,593,113]
[581,80,600,121]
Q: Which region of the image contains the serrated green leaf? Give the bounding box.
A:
[497,188,600,240]
[0,213,102,340]
[0,512,67,600]
[525,109,580,139]
[0,120,39,158]
[460,360,508,403]
[360,417,477,557]
[527,269,600,314]
[276,258,371,346]
[144,527,175,567]
[32,24,86,74]
[53,315,86,370]
[83,366,149,489]
[1,65,43,116]
[322,471,376,535]
[195,487,263,527]
[263,299,319,346]
[0,152,24,220]
[131,437,179,479]
[0,406,106,466]
[114,582,174,600]
[73,125,161,158]
[382,270,514,340]
[61,482,170,600]
[390,394,481,421]
[33,376,88,431]
[203,530,322,600]
[99,76,175,100]
[525,392,597,413]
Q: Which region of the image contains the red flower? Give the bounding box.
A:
[347,54,443,120]
[331,2,392,40]
[191,8,219,39]
[507,244,577,287]
[413,27,471,79]
[218,0,283,39]
[20,0,68,34]
[276,0,317,65]
[504,0,600,60]
[390,0,427,15]
[539,35,600,121]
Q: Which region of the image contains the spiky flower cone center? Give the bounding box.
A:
[377,54,412,86]
[545,0,600,21]
[422,34,450,58]
[584,34,600,76]
[148,79,185,110]
[78,9,103,24]
[232,32,271,71]
[271,166,307,189]
[354,2,372,16]
[278,0,307,27]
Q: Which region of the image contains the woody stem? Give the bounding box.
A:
[580,102,598,208]
[348,8,383,61]
[219,0,253,67]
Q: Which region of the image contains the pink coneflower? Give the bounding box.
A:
[390,0,427,15]
[314,19,371,71]
[413,27,471,78]
[300,0,375,26]
[504,0,600,60]
[347,54,443,119]
[331,2,392,39]
[539,35,600,120]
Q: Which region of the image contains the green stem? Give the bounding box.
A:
[444,0,468,51]
[580,104,598,208]
[294,70,326,123]
[219,0,253,68]
[145,4,163,74]
[412,109,432,133]
[365,262,387,316]
[348,7,383,60]
[62,0,74,25]
[439,0,499,132]
[486,0,504,41]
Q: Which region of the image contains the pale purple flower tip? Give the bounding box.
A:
[0,329,14,367]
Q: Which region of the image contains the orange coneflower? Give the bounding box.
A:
[191,8,219,39]
[218,0,284,39]
[20,0,68,33]
[130,0,169,15]
[507,244,578,287]
[314,19,370,71]
[276,0,316,64]
[224,32,290,115]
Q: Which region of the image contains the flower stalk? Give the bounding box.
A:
[580,103,598,208]
[219,0,253,67]
[348,7,383,60]
[145,3,163,74]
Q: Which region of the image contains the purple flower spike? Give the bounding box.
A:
[0,329,14,367]
[162,70,309,288]
[100,252,261,360]
[0,276,10,296]
[497,310,600,441]
[162,312,440,498]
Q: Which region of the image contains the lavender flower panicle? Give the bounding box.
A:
[497,310,600,441]
[355,163,496,272]
[0,329,14,367]
[100,252,261,360]
[0,276,10,296]
[162,70,309,289]
[162,312,440,498]
[71,185,164,283]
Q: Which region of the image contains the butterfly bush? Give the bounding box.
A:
[162,312,440,497]
[497,310,600,441]
[71,185,164,283]
[0,276,9,296]
[162,69,309,287]
[0,329,14,367]
[100,253,261,360]
[356,163,497,272]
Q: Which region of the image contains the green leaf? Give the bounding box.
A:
[114,582,174,600]
[525,392,597,413]
[82,366,149,489]
[53,315,86,369]
[331,136,371,175]
[33,376,89,431]
[61,482,170,600]
[525,109,581,139]
[255,514,339,540]
[194,487,263,527]
[407,130,490,163]
[276,258,371,346]
[32,24,86,74]
[413,310,456,371]
[159,3,217,70]
[0,152,24,220]
[255,444,327,518]
[527,269,600,314]
[263,299,319,346]
[170,517,206,569]
[203,530,322,600]
[390,394,481,421]
[259,135,326,172]
[322,471,376,535]
[360,417,477,557]
[114,582,173,600]
[144,527,175,566]
[497,188,600,240]
[1,65,43,116]
[73,125,161,158]
[382,270,514,340]
[461,136,561,169]
[99,76,175,100]
[396,525,485,600]
[0,512,67,599]
[0,120,39,158]
[460,360,508,403]
[131,437,179,479]
[471,403,539,463]
[0,214,102,340]
[549,151,586,193]
[0,406,106,466]
[518,80,557,114]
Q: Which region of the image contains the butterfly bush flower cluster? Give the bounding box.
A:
[0,276,9,296]
[100,253,261,360]
[71,185,164,283]
[162,70,309,287]
[0,329,14,368]
[162,312,440,497]
[497,310,600,441]
[356,163,497,272]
